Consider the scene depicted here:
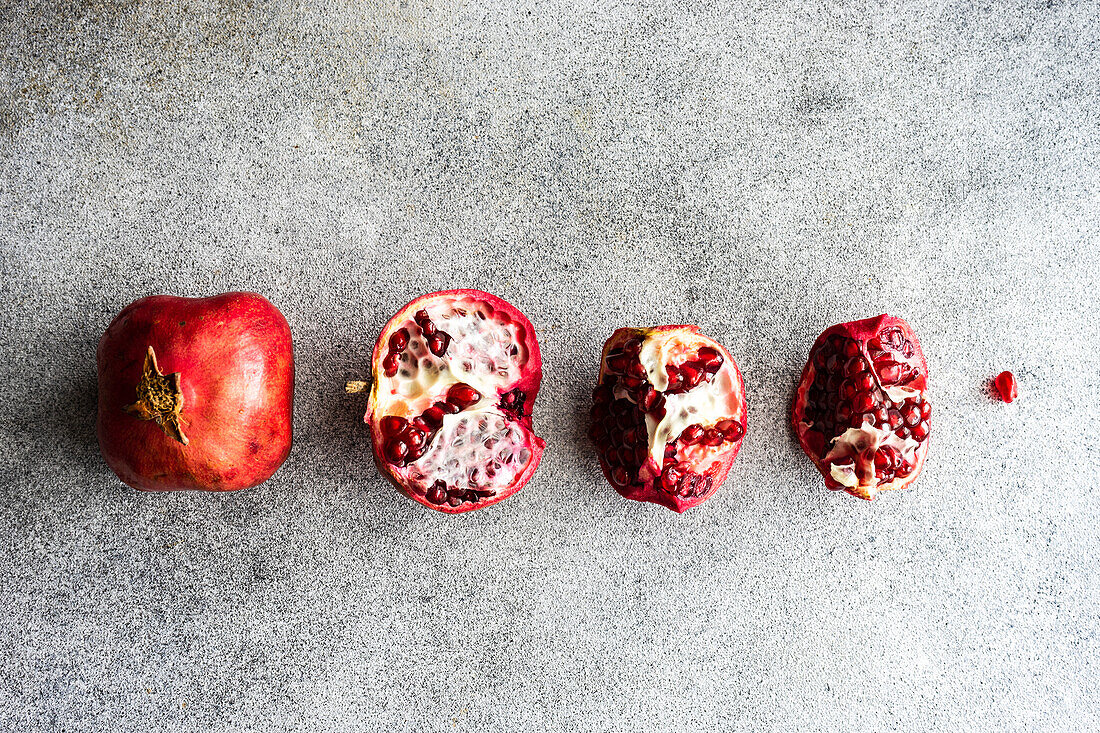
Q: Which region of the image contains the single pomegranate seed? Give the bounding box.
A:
[389,328,409,351]
[680,425,704,444]
[426,480,448,504]
[874,445,898,471]
[627,361,647,379]
[382,352,399,376]
[623,337,643,356]
[384,439,408,463]
[887,409,902,428]
[680,365,701,387]
[421,406,445,427]
[411,417,431,432]
[406,430,425,450]
[380,415,407,436]
[703,428,724,446]
[697,346,721,368]
[448,383,481,409]
[437,400,459,415]
[995,371,1018,403]
[911,422,930,441]
[610,466,629,486]
[607,354,630,374]
[877,361,904,384]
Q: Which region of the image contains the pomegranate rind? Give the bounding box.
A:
[365,289,545,514]
[791,314,931,500]
[592,325,747,513]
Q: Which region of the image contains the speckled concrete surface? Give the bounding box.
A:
[2,1,1099,730]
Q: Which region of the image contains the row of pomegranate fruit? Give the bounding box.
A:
[97,289,1009,512]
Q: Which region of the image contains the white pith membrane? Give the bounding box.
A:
[373,295,535,499]
[619,329,744,481]
[798,359,927,500]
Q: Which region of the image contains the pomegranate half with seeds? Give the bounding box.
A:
[589,326,747,513]
[791,314,931,500]
[362,290,545,513]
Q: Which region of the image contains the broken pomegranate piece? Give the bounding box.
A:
[589,326,747,513]
[364,290,545,513]
[995,371,1018,403]
[791,314,931,500]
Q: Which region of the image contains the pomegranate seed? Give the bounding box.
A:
[382,353,399,376]
[426,481,448,504]
[697,346,721,368]
[610,466,629,486]
[663,466,683,490]
[874,445,898,470]
[844,357,867,376]
[877,361,904,384]
[902,405,920,427]
[911,422,930,441]
[426,333,449,356]
[681,425,704,444]
[607,354,630,374]
[840,380,857,400]
[995,371,1018,403]
[887,409,902,428]
[621,376,643,389]
[380,415,406,436]
[389,328,409,351]
[437,400,459,415]
[852,392,874,413]
[384,439,408,463]
[422,406,446,427]
[704,429,724,446]
[627,361,647,379]
[406,431,425,449]
[638,385,657,411]
[448,383,481,409]
[680,365,701,387]
[623,337,643,356]
[842,339,859,358]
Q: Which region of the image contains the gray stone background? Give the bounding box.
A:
[1,0,1098,730]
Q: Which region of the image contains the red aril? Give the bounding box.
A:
[362,290,545,513]
[97,292,294,491]
[791,314,931,500]
[589,326,747,513]
[995,371,1018,403]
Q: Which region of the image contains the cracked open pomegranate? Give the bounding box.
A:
[362,289,545,513]
[589,326,747,513]
[791,314,931,500]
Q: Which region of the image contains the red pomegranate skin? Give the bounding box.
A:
[97,292,294,491]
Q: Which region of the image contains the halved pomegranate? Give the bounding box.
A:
[589,326,747,513]
[361,290,545,513]
[791,314,931,500]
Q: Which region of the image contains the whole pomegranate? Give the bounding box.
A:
[362,289,545,513]
[791,314,931,500]
[588,326,747,513]
[97,292,294,491]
